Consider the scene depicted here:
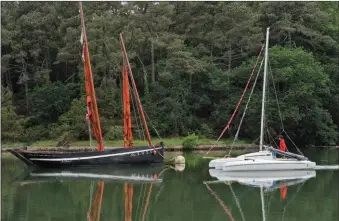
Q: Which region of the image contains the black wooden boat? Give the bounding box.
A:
[8,144,164,168]
[8,3,166,168]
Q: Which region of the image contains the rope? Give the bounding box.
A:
[268,59,284,131]
[205,184,236,221]
[217,44,265,142]
[229,184,246,221]
[129,85,143,141]
[267,58,304,156]
[234,58,264,142]
[224,58,264,158]
[88,182,94,212]
[203,45,265,158]
[283,130,304,156]
[130,85,146,141]
[281,181,307,221]
[87,120,93,148]
[143,110,162,140]
[135,183,146,221]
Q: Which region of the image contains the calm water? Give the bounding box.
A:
[1,149,338,221]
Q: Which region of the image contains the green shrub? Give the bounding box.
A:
[182,133,199,150]
[104,126,124,140]
[199,123,214,138]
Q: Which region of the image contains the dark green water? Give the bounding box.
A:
[1,149,338,221]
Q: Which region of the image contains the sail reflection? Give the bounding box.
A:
[14,165,165,221]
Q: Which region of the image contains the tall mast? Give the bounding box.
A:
[119,33,153,147]
[259,27,270,151]
[79,2,104,151]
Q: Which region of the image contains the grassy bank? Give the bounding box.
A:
[2,137,251,149]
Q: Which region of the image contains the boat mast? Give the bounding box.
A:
[119,33,153,147]
[79,2,104,151]
[259,27,270,151]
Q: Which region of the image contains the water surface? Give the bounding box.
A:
[1,149,338,221]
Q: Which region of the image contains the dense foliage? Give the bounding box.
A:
[1,2,338,146]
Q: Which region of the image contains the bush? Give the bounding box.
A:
[104,126,124,140]
[182,133,199,150]
[198,123,214,138]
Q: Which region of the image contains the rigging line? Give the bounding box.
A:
[281,181,307,221]
[234,58,264,142]
[228,184,246,221]
[129,84,144,141]
[216,44,265,142]
[88,182,94,212]
[135,183,146,221]
[87,119,93,148]
[204,44,265,158]
[205,184,236,221]
[267,129,279,148]
[143,109,162,140]
[283,130,304,156]
[224,58,264,158]
[268,58,284,131]
[128,80,147,142]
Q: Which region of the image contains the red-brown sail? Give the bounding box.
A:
[124,184,134,221]
[79,2,104,151]
[122,63,133,148]
[87,181,105,221]
[119,33,153,147]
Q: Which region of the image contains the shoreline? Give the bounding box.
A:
[1,143,258,153]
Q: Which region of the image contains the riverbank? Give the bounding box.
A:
[1,138,258,152]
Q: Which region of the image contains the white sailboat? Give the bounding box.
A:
[209,27,316,171]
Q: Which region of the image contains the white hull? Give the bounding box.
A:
[209,150,316,171]
[209,150,274,169]
[222,159,316,171]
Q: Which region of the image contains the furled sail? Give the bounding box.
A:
[79,2,104,151]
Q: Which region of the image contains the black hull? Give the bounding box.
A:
[8,145,164,168]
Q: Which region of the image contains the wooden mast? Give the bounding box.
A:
[122,61,133,148]
[119,33,153,147]
[79,2,104,151]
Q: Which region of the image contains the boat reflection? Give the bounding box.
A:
[15,165,167,221]
[207,169,316,189]
[19,165,164,184]
[204,170,317,221]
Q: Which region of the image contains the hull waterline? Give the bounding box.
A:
[8,145,164,168]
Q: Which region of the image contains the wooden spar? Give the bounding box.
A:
[122,62,133,148]
[119,33,153,147]
[87,181,105,221]
[79,2,104,151]
[124,184,134,221]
